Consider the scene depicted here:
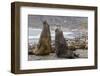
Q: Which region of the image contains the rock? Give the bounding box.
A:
[32,21,52,55]
[51,46,56,53]
[55,27,78,58]
[68,41,76,51]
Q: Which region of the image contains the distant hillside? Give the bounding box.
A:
[28,15,88,31]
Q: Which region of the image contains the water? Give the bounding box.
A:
[28,28,78,44]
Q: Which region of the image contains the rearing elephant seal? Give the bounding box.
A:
[32,21,52,55]
[55,28,78,58]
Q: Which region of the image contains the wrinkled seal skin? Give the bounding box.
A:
[55,28,78,58]
[33,21,52,55]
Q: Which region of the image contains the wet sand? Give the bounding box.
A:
[28,49,88,61]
